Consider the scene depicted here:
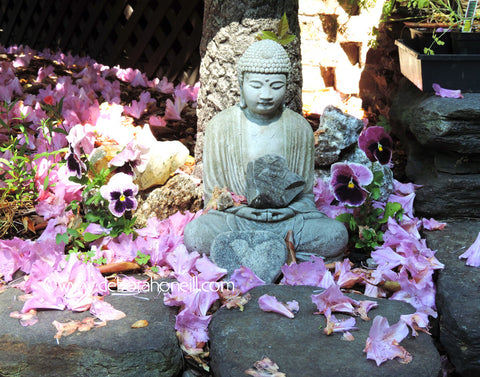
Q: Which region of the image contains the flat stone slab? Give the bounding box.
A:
[0,278,182,377]
[209,284,441,377]
[211,231,288,283]
[425,220,480,377]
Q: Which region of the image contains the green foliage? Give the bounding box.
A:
[256,13,296,45]
[335,169,404,253]
[135,251,151,266]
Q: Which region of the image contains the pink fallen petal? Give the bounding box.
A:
[258,294,295,318]
[244,357,286,377]
[311,284,356,315]
[421,218,446,231]
[432,83,463,99]
[175,308,212,349]
[364,315,412,366]
[355,300,379,321]
[400,311,431,336]
[393,179,422,195]
[286,300,299,313]
[194,254,227,282]
[230,266,265,293]
[324,307,358,335]
[459,232,480,267]
[89,299,126,321]
[280,256,334,288]
[10,310,39,327]
[149,115,167,127]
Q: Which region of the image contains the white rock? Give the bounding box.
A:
[135,140,189,190]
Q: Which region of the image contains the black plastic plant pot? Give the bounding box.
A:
[395,39,480,92]
[408,27,453,54]
[451,32,480,54]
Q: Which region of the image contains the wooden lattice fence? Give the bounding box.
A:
[0,0,203,84]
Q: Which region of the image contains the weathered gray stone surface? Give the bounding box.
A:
[314,105,363,167]
[390,80,480,153]
[209,284,441,377]
[246,154,305,209]
[210,231,287,283]
[425,220,480,377]
[0,280,183,377]
[135,174,203,228]
[390,80,480,218]
[194,0,303,177]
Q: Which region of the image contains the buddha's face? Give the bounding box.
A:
[242,72,286,116]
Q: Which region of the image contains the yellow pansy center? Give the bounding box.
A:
[119,194,126,202]
[348,180,355,189]
[378,143,383,152]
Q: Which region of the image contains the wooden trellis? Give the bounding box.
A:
[0,0,203,83]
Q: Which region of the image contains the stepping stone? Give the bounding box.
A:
[425,220,480,376]
[0,279,182,377]
[210,231,288,283]
[209,284,441,377]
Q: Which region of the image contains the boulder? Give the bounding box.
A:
[314,105,363,167]
[209,284,441,377]
[425,220,480,377]
[210,231,288,283]
[134,174,203,228]
[0,279,183,377]
[135,140,189,191]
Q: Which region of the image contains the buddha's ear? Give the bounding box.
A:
[239,92,246,108]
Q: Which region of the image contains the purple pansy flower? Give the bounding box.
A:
[330,162,373,206]
[108,141,149,177]
[100,173,138,217]
[358,126,393,165]
[65,145,86,178]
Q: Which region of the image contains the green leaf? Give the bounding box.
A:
[83,232,105,242]
[336,212,354,224]
[379,201,403,223]
[279,34,296,45]
[56,233,69,245]
[53,127,68,135]
[277,13,289,38]
[260,30,279,42]
[67,228,81,237]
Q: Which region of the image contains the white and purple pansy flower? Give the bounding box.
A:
[108,141,149,177]
[65,145,86,179]
[358,126,393,165]
[330,162,373,207]
[100,173,138,217]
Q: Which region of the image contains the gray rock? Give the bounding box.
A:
[0,278,183,377]
[209,284,441,377]
[135,174,203,228]
[390,80,480,154]
[425,220,480,377]
[314,105,363,166]
[246,154,305,209]
[210,231,288,283]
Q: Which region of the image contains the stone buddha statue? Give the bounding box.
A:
[184,39,348,269]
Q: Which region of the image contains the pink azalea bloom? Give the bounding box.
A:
[364,315,412,366]
[160,210,200,236]
[280,256,334,288]
[388,192,415,219]
[432,83,463,99]
[400,311,430,336]
[324,307,358,335]
[182,288,220,316]
[230,266,265,293]
[194,254,227,282]
[313,178,352,219]
[66,123,96,157]
[134,234,171,266]
[150,76,174,94]
[311,284,356,315]
[175,308,212,349]
[101,233,138,263]
[258,294,296,318]
[354,300,379,321]
[166,244,200,277]
[459,232,480,267]
[123,99,147,119]
[90,298,126,321]
[334,259,364,288]
[149,115,167,127]
[0,238,24,281]
[174,82,199,103]
[421,218,446,231]
[164,97,185,121]
[390,270,437,313]
[164,274,198,307]
[35,65,55,82]
[393,179,422,196]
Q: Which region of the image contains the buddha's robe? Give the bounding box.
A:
[184,105,348,260]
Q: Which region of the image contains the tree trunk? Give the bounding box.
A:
[194,0,303,177]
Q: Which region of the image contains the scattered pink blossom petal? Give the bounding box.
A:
[280,256,334,288]
[194,254,227,282]
[364,315,412,366]
[244,357,286,377]
[421,218,446,231]
[433,83,463,99]
[258,294,295,318]
[311,284,356,315]
[324,307,358,335]
[459,232,480,267]
[90,298,126,321]
[10,309,39,327]
[230,266,265,293]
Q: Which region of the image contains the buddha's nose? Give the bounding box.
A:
[259,87,273,100]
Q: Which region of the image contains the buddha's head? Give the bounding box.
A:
[237,40,291,118]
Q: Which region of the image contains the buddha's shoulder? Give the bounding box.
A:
[283,108,312,130]
[209,105,240,123]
